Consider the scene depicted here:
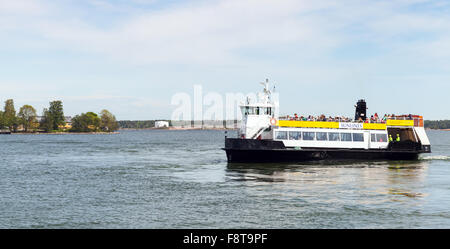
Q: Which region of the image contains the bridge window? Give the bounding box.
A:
[244,107,250,115]
[303,132,315,141]
[341,133,352,142]
[353,133,364,142]
[376,134,388,142]
[289,131,301,140]
[275,131,287,140]
[329,133,340,141]
[316,132,328,141]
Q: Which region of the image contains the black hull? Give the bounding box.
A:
[224,138,427,163]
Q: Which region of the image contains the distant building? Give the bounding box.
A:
[62,116,72,129]
[155,121,169,128]
[35,116,72,129]
[36,116,71,123]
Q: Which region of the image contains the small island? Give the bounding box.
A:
[0,99,118,134]
[424,120,450,131]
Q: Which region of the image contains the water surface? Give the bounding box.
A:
[0,129,449,228]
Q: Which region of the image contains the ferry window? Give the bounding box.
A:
[303,132,315,141]
[245,107,249,115]
[316,132,328,141]
[340,133,352,142]
[329,133,340,141]
[256,107,260,115]
[275,131,287,140]
[353,133,364,142]
[371,134,376,142]
[376,134,388,143]
[267,108,271,115]
[289,131,301,140]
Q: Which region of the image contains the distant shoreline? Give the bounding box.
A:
[119,127,238,131]
[9,131,120,135]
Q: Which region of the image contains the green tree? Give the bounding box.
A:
[48,100,65,130]
[100,109,118,132]
[424,120,450,129]
[40,108,54,132]
[70,112,101,132]
[3,99,18,132]
[0,111,5,129]
[18,105,37,132]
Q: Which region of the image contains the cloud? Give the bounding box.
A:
[4,0,446,68]
[2,0,450,119]
[2,0,341,64]
[0,0,48,15]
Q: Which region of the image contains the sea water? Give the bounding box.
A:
[0,130,449,228]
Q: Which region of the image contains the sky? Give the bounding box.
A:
[1,0,450,120]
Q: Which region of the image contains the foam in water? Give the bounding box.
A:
[420,155,450,161]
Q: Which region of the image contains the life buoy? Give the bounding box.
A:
[270,118,277,126]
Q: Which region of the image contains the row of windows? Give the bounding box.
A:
[275,131,387,142]
[243,107,272,116]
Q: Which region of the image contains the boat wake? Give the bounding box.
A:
[420,155,450,161]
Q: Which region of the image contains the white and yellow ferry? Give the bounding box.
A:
[223,80,431,162]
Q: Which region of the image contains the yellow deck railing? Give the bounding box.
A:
[276,120,414,130]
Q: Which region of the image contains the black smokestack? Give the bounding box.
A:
[355,99,367,121]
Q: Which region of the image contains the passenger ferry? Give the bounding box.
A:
[223,80,431,163]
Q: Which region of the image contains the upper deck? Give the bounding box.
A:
[275,115,424,130]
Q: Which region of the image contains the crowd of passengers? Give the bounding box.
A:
[283,113,415,123]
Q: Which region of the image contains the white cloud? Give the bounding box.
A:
[0,0,48,15]
[3,0,341,64]
[11,0,447,67]
[2,0,450,119]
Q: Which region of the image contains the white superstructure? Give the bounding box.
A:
[237,80,431,152]
[239,79,276,139]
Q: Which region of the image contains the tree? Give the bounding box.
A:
[40,108,54,132]
[100,109,118,132]
[70,112,101,132]
[0,111,5,129]
[48,100,65,130]
[425,120,450,129]
[3,99,18,132]
[18,105,37,132]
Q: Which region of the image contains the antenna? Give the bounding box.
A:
[260,78,271,95]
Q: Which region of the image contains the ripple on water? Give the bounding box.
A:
[0,130,450,228]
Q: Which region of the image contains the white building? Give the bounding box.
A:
[155,121,169,128]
